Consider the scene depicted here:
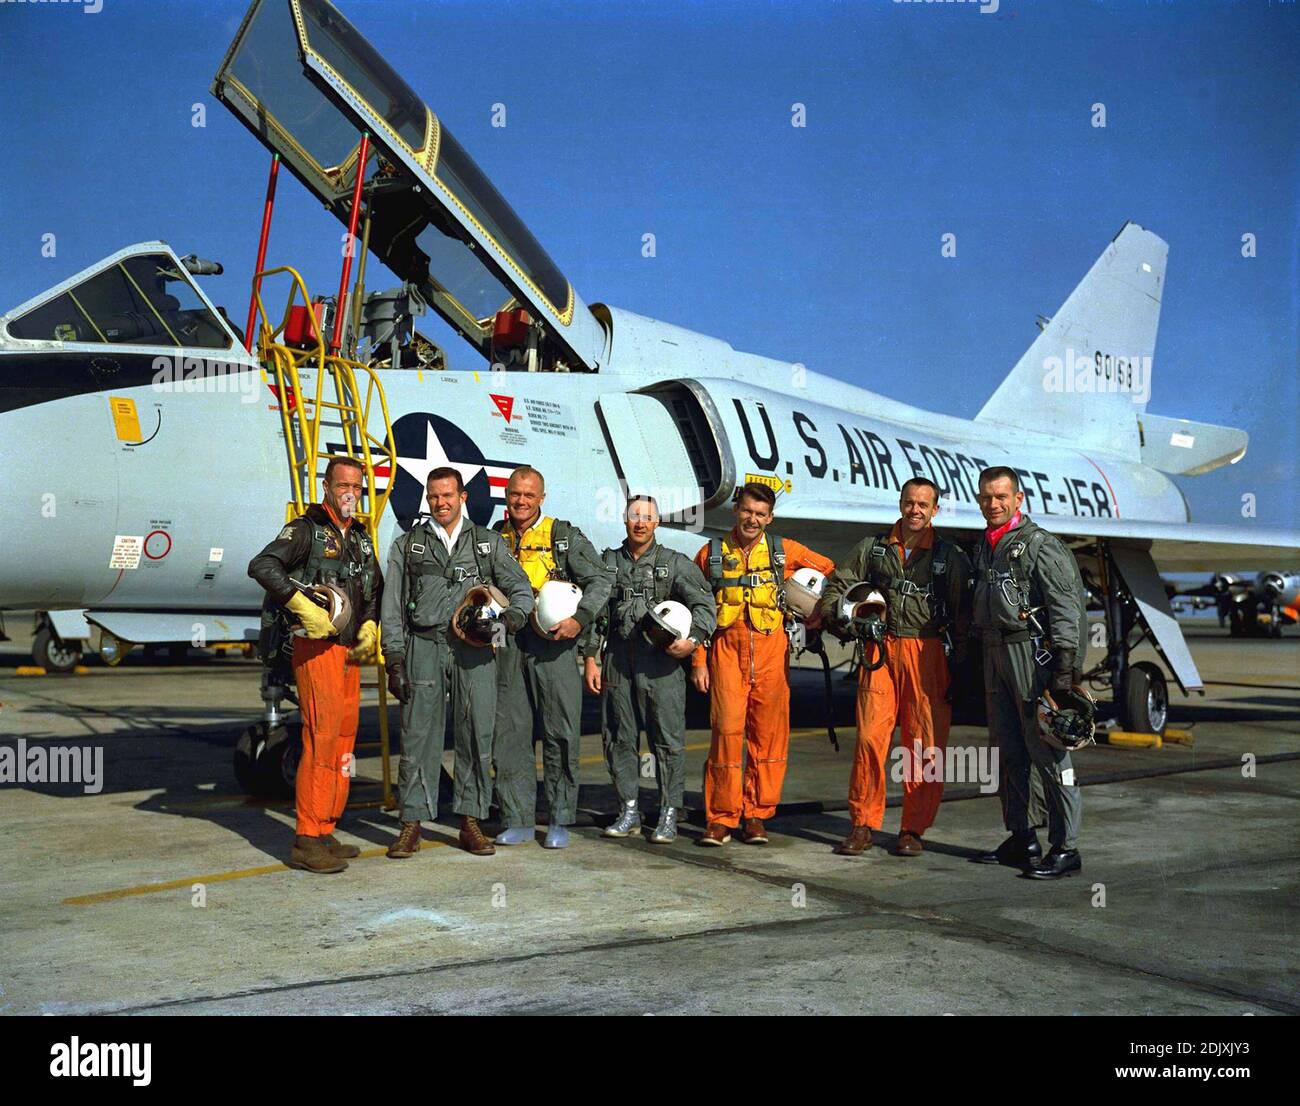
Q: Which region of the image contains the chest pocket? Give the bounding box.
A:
[611,548,672,635]
[405,533,489,634]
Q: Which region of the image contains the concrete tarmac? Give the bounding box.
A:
[0,617,1296,1015]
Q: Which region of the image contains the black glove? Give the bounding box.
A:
[1051,649,1075,693]
[386,660,410,703]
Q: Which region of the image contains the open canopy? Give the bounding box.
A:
[212,0,605,371]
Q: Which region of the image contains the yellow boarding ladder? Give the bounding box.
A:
[252,266,397,810]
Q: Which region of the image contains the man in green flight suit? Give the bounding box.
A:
[970,466,1090,880]
[492,466,613,849]
[583,494,717,844]
[381,467,533,859]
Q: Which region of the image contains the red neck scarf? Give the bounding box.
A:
[985,510,1022,550]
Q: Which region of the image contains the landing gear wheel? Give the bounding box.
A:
[1120,661,1167,735]
[233,722,300,797]
[33,626,82,673]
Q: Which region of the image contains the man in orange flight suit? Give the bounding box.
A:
[693,482,835,846]
[817,477,971,857]
[249,458,382,874]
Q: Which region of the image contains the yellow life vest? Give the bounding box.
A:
[713,533,783,633]
[501,514,560,593]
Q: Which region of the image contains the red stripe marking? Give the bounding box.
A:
[1082,455,1121,519]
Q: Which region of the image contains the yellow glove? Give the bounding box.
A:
[348,620,379,664]
[286,591,337,640]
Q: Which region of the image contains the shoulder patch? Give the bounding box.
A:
[277,525,295,541]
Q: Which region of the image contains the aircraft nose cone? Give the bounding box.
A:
[0,398,121,609]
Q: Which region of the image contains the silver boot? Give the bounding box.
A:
[649,806,679,844]
[603,800,641,838]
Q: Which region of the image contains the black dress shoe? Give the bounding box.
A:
[1025,848,1082,880]
[972,833,1042,868]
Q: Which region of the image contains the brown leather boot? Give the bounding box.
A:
[459,816,496,856]
[740,818,769,845]
[386,821,422,859]
[834,825,873,856]
[290,835,347,874]
[895,831,923,857]
[698,823,732,847]
[321,833,361,859]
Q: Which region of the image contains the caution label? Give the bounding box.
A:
[109,396,141,441]
[110,535,143,570]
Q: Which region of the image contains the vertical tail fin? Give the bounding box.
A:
[976,222,1167,459]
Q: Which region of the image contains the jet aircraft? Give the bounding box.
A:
[2,0,1296,789]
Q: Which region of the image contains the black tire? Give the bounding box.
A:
[33,626,82,674]
[1120,661,1168,735]
[233,723,300,797]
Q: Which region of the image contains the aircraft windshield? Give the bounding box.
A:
[223,0,373,195]
[431,126,570,318]
[295,0,426,152]
[214,0,576,350]
[6,254,232,349]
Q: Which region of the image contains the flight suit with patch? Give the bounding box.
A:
[248,503,381,836]
[972,515,1089,851]
[492,515,612,829]
[586,540,716,811]
[381,519,533,824]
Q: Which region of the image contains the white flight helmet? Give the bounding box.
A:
[785,567,826,620]
[839,582,887,624]
[533,580,583,636]
[642,600,693,650]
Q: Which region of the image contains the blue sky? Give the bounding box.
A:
[2,0,1296,530]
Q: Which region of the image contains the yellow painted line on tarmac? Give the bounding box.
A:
[63,841,449,907]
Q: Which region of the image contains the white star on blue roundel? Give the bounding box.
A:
[389,412,523,530]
